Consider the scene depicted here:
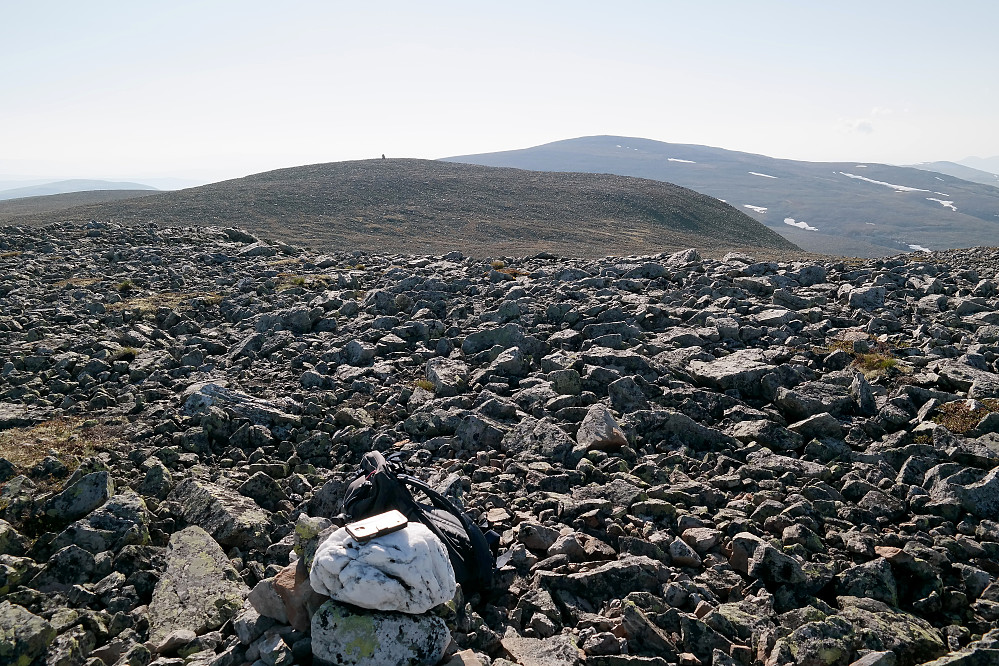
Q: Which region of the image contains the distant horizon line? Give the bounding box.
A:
[3,134,998,186]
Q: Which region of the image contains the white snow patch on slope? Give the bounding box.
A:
[784,217,818,231]
[748,172,777,179]
[839,172,930,192]
[855,165,868,168]
[865,222,875,226]
[933,192,950,196]
[926,198,957,211]
[668,158,696,163]
[743,205,767,214]
[909,244,932,252]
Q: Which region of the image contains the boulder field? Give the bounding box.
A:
[0,220,998,666]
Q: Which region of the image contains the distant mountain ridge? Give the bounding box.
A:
[0,179,158,201]
[3,158,797,257]
[443,136,999,257]
[909,161,999,187]
[959,156,999,176]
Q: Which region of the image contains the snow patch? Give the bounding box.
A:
[935,176,944,181]
[933,192,950,196]
[784,217,818,231]
[865,222,875,226]
[668,158,696,163]
[908,244,931,252]
[839,172,930,193]
[743,205,767,214]
[748,172,777,179]
[855,165,868,168]
[926,197,957,211]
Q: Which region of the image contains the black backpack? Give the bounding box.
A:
[340,450,496,594]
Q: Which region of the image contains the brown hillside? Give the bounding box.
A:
[7,159,799,257]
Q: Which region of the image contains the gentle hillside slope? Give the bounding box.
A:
[0,179,158,201]
[444,136,999,257]
[8,158,798,257]
[0,190,160,219]
[910,161,999,187]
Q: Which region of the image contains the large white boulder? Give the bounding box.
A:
[309,522,456,614]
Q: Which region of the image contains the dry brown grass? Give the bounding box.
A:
[496,267,530,278]
[0,250,22,258]
[52,276,101,288]
[268,257,302,267]
[0,417,122,479]
[105,290,222,314]
[933,399,999,434]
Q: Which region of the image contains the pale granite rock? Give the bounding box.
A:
[309,522,455,614]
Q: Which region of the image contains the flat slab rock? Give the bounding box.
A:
[147,525,248,648]
[500,633,584,666]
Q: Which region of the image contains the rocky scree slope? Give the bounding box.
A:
[0,221,998,666]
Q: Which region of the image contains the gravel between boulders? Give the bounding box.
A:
[0,220,998,666]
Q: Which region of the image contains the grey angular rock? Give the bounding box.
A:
[501,416,574,461]
[42,470,114,524]
[500,633,583,666]
[0,599,56,665]
[28,543,95,591]
[426,357,469,397]
[730,419,803,451]
[688,350,772,397]
[148,525,248,647]
[847,285,886,309]
[576,404,628,451]
[311,600,450,666]
[836,558,898,606]
[168,478,270,551]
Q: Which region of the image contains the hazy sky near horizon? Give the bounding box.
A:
[3,1,997,184]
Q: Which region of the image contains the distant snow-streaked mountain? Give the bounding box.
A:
[443,136,999,257]
[909,161,999,187]
[0,179,158,201]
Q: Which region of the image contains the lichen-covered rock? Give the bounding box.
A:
[0,599,56,666]
[311,600,450,666]
[167,477,270,551]
[426,357,469,397]
[0,519,27,556]
[837,558,898,607]
[27,544,95,591]
[47,491,151,555]
[837,596,946,665]
[237,471,288,511]
[309,523,455,614]
[537,556,670,605]
[41,471,113,524]
[147,525,248,647]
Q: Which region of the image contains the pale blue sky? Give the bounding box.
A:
[2,1,997,184]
